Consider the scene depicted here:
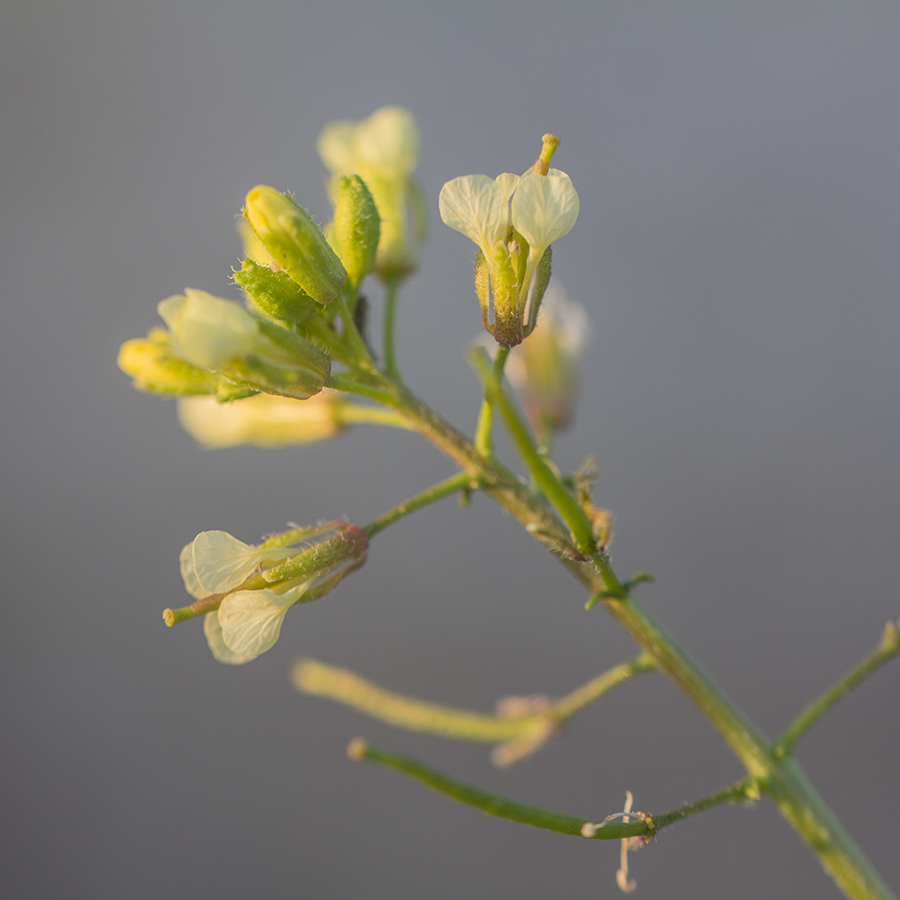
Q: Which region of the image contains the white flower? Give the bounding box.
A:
[177,391,344,448]
[439,168,579,346]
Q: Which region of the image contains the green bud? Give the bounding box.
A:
[330,175,380,288]
[118,328,220,395]
[233,259,316,324]
[243,185,347,304]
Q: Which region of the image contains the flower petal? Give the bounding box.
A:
[439,174,518,256]
[179,542,207,600]
[191,530,294,594]
[510,170,579,252]
[355,106,420,176]
[217,585,305,659]
[203,611,258,665]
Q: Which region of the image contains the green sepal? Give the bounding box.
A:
[525,246,552,335]
[488,242,523,348]
[233,259,316,324]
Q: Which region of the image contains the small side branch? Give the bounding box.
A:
[774,619,900,757]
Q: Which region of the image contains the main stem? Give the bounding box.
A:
[373,378,894,900]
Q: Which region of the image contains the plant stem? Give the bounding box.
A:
[364,472,478,538]
[348,739,652,840]
[382,275,401,378]
[350,741,758,842]
[474,345,510,456]
[336,404,415,430]
[774,619,900,757]
[553,652,656,720]
[370,376,895,900]
[468,347,597,555]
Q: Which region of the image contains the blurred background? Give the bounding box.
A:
[2,2,899,897]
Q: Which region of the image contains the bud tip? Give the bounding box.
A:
[346,737,370,761]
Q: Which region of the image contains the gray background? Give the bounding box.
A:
[2,2,898,897]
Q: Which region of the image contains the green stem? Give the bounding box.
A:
[348,739,651,840]
[775,619,900,757]
[383,275,401,379]
[367,376,894,900]
[474,345,510,456]
[325,373,397,406]
[335,404,415,430]
[652,777,758,831]
[553,652,656,720]
[468,347,596,555]
[349,740,756,841]
[334,294,376,368]
[364,472,478,538]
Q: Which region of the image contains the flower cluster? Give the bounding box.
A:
[318,106,426,280]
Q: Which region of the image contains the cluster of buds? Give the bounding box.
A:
[165,521,369,664]
[318,106,426,281]
[439,134,579,347]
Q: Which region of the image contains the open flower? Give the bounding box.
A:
[177,390,346,448]
[168,522,369,664]
[318,106,426,279]
[439,136,579,347]
[157,289,330,399]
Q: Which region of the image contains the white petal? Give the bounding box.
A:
[179,542,207,600]
[510,171,580,251]
[438,174,518,256]
[217,585,305,659]
[203,611,258,665]
[191,530,293,594]
[158,290,260,371]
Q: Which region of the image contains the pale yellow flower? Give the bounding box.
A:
[177,391,344,448]
[439,166,579,346]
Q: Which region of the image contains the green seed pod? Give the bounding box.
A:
[243,185,347,304]
[330,175,380,289]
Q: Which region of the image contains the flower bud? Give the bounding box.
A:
[317,106,426,280]
[158,289,330,399]
[329,175,381,288]
[117,328,220,395]
[506,285,590,438]
[243,185,348,304]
